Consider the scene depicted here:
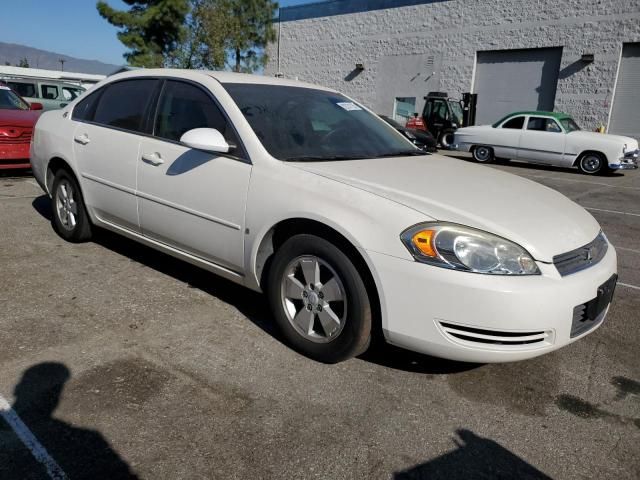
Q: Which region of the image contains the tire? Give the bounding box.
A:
[267,234,372,363]
[578,152,605,175]
[51,169,93,242]
[438,130,455,149]
[472,145,494,163]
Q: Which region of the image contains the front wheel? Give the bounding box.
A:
[578,153,605,175]
[267,234,372,363]
[472,145,494,163]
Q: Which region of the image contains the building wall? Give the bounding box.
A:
[266,0,640,130]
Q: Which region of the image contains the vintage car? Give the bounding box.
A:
[0,84,42,169]
[453,111,639,174]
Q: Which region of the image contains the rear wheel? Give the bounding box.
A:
[578,152,605,175]
[472,145,494,163]
[267,234,372,363]
[51,169,92,242]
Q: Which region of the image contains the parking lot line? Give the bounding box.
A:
[615,246,640,254]
[0,394,68,480]
[515,174,640,191]
[585,207,640,218]
[619,282,640,291]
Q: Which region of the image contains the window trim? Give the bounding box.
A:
[71,76,250,164]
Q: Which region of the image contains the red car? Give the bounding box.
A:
[0,85,42,170]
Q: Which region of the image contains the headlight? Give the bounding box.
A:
[401,223,540,275]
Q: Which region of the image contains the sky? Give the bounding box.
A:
[1,0,317,66]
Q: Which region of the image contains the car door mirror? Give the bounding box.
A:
[30,102,43,110]
[180,128,230,154]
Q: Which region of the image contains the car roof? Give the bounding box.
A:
[492,110,571,127]
[105,68,336,93]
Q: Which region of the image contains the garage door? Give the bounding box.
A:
[473,48,563,125]
[609,43,640,141]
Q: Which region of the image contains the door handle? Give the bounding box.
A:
[74,134,90,145]
[141,152,164,166]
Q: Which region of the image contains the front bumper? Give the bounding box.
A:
[366,243,617,363]
[0,143,31,169]
[611,149,639,170]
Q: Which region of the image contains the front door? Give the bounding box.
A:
[72,78,159,232]
[518,116,565,164]
[137,80,251,272]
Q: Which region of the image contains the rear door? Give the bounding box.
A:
[518,116,565,164]
[137,79,251,271]
[72,78,159,232]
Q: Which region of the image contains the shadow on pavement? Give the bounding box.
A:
[0,362,138,479]
[394,429,552,479]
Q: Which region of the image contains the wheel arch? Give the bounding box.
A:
[573,150,609,167]
[253,217,383,338]
[45,156,79,194]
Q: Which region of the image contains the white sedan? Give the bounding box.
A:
[453,111,639,174]
[31,70,617,363]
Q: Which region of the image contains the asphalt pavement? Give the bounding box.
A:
[0,154,638,479]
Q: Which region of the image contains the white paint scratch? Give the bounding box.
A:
[0,394,68,480]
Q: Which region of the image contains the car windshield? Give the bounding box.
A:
[223,83,421,161]
[62,86,83,101]
[448,100,463,125]
[560,117,581,133]
[0,87,29,110]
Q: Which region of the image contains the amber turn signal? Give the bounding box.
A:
[412,229,437,257]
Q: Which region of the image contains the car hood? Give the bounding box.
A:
[292,155,600,262]
[568,130,639,148]
[0,109,40,127]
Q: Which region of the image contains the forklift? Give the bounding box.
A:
[420,92,477,149]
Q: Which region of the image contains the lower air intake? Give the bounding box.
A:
[439,322,551,347]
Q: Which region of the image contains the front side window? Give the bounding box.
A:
[41,85,59,100]
[93,79,158,132]
[560,117,580,133]
[7,82,36,98]
[502,116,525,129]
[223,83,418,161]
[448,100,463,125]
[527,117,562,133]
[72,89,102,121]
[0,87,29,110]
[431,100,448,123]
[62,87,83,101]
[154,80,237,145]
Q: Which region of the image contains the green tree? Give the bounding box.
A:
[97,0,190,67]
[197,0,278,73]
[17,57,29,68]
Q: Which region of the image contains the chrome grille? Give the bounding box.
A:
[553,232,607,276]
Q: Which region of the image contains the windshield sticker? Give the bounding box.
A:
[336,102,362,111]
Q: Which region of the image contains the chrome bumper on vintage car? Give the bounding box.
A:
[612,149,639,170]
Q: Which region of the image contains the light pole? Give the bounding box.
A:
[59,59,65,71]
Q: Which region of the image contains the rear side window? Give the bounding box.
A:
[72,89,102,121]
[502,116,524,129]
[7,82,36,98]
[42,85,59,100]
[93,79,158,132]
[154,80,237,144]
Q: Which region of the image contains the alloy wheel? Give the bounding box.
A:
[280,255,347,343]
[55,179,78,231]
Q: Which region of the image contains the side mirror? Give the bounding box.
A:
[180,128,230,154]
[30,102,43,111]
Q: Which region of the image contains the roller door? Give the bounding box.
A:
[473,48,562,125]
[609,43,640,141]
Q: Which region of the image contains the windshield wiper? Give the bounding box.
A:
[373,150,429,158]
[282,155,369,162]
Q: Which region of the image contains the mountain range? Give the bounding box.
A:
[0,42,120,75]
